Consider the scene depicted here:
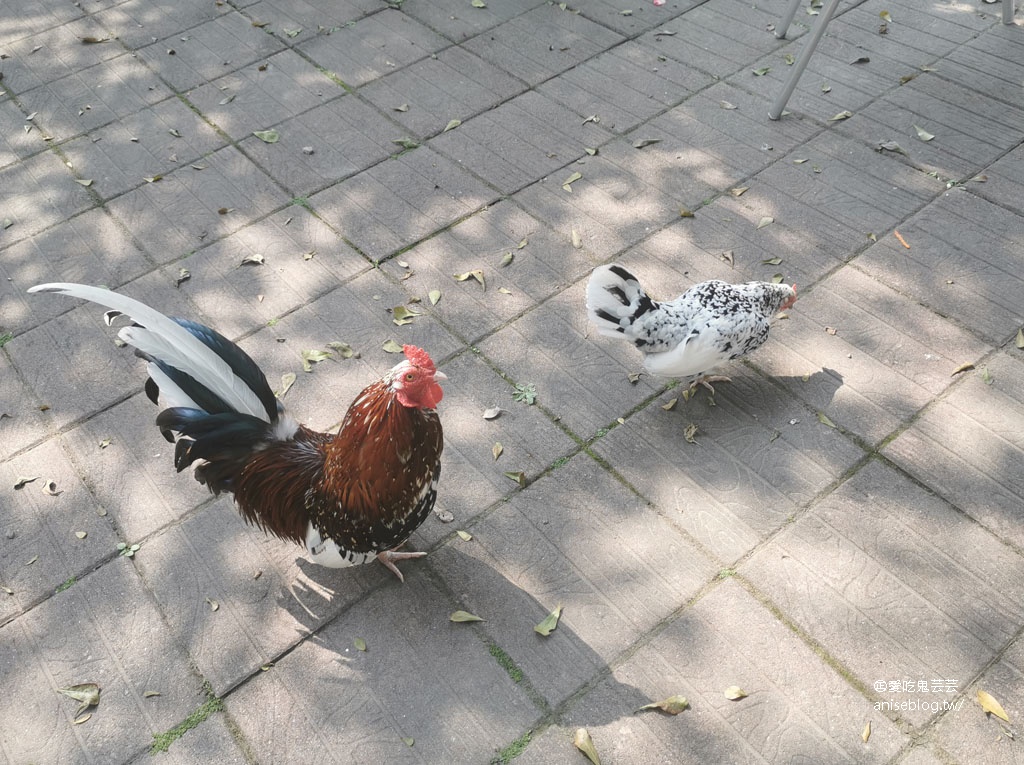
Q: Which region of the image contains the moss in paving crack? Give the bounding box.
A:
[488,643,523,684]
[150,697,224,754]
[492,731,531,764]
[55,576,77,593]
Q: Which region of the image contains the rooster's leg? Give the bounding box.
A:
[689,374,732,395]
[376,549,427,582]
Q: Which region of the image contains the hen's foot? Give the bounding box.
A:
[377,549,427,582]
[689,374,732,395]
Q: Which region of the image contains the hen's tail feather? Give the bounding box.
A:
[28,283,276,423]
[586,264,658,346]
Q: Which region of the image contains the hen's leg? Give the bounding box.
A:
[376,549,427,582]
[689,375,732,395]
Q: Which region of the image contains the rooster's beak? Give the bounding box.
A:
[433,370,448,381]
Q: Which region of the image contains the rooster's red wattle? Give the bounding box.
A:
[29,283,445,580]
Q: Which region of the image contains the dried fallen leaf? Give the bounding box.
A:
[277,372,296,398]
[471,0,486,6]
[503,471,526,487]
[143,175,163,183]
[719,100,738,110]
[456,530,472,541]
[534,604,563,636]
[76,179,93,187]
[14,475,39,490]
[482,407,503,420]
[729,186,748,197]
[825,326,837,335]
[752,66,771,76]
[978,690,1010,722]
[402,736,415,747]
[492,442,503,461]
[632,138,661,149]
[762,257,783,265]
[721,250,734,268]
[354,637,367,652]
[392,137,419,150]
[326,341,357,359]
[57,683,101,714]
[829,110,853,121]
[724,685,748,700]
[453,270,485,290]
[571,228,582,249]
[73,713,92,725]
[562,171,583,192]
[817,411,837,428]
[862,720,871,742]
[42,480,62,496]
[757,216,774,229]
[684,423,698,444]
[240,253,265,266]
[771,273,784,284]
[879,10,892,22]
[391,305,422,326]
[661,398,677,411]
[143,690,161,698]
[174,268,191,287]
[497,287,512,295]
[443,118,461,132]
[981,367,993,385]
[913,124,935,142]
[428,289,442,306]
[627,371,642,384]
[1016,327,1024,349]
[679,206,694,218]
[382,339,403,353]
[951,362,975,376]
[636,695,690,715]
[301,349,332,372]
[449,610,484,623]
[75,531,87,539]
[573,728,601,765]
[252,129,279,143]
[500,251,514,267]
[206,597,219,612]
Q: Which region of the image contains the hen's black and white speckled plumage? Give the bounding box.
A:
[586,264,796,380]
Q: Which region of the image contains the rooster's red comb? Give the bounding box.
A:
[403,345,436,372]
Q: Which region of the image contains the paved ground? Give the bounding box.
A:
[1,0,1023,762]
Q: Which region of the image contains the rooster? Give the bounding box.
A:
[29,283,446,581]
[586,264,796,391]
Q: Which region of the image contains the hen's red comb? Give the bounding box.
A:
[403,345,436,372]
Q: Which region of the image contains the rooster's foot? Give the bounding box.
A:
[690,375,732,395]
[377,549,426,582]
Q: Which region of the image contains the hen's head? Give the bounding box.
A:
[388,345,446,409]
[780,284,797,311]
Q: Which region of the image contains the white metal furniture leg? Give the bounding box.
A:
[768,0,843,120]
[1004,0,1015,25]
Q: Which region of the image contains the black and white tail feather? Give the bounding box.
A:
[28,283,298,491]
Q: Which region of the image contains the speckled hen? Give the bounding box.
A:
[586,264,796,391]
[29,283,445,581]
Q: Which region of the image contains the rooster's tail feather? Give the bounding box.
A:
[586,264,657,346]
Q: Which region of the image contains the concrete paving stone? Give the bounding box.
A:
[634,80,820,182]
[0,0,86,48]
[974,143,1024,217]
[242,0,379,47]
[0,558,207,764]
[133,495,386,697]
[517,579,905,765]
[461,3,625,87]
[509,147,691,264]
[169,205,369,339]
[834,0,992,45]
[934,636,1024,764]
[0,17,126,92]
[884,351,1024,550]
[308,145,497,262]
[0,207,152,333]
[296,9,448,90]
[477,279,664,440]
[409,349,580,545]
[537,41,715,135]
[744,459,1024,728]
[225,572,541,764]
[0,353,51,464]
[185,49,342,141]
[897,747,949,765]
[236,94,399,197]
[823,13,965,71]
[854,189,1024,345]
[940,31,1024,110]
[745,130,944,236]
[578,0,699,37]
[60,95,228,202]
[146,713,249,765]
[401,0,546,42]
[593,374,860,564]
[90,0,233,51]
[134,12,287,92]
[0,437,120,625]
[61,392,214,541]
[379,200,598,343]
[0,150,96,245]
[359,45,528,141]
[429,89,611,196]
[432,453,719,707]
[833,71,1024,181]
[751,266,992,445]
[106,145,283,264]
[0,99,46,170]
[633,199,845,290]
[8,269,200,430]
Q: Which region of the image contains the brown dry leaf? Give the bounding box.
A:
[492,442,503,461]
[449,610,484,623]
[326,341,357,359]
[679,206,695,218]
[661,398,677,411]
[636,694,690,715]
[862,720,871,742]
[497,287,513,295]
[76,179,93,187]
[534,604,563,636]
[301,349,332,372]
[829,110,854,121]
[1015,327,1024,349]
[382,339,403,354]
[73,713,92,725]
[354,637,367,652]
[825,326,837,335]
[950,362,975,377]
[572,728,601,765]
[391,305,422,326]
[757,216,774,229]
[143,690,161,698]
[143,175,163,183]
[771,273,784,284]
[14,475,39,490]
[443,119,461,132]
[174,268,191,287]
[724,685,748,700]
[503,471,526,487]
[206,597,219,612]
[240,253,264,266]
[684,423,698,444]
[762,256,783,265]
[571,228,582,249]
[632,138,661,149]
[75,531,87,539]
[721,250,735,268]
[482,407,503,420]
[978,689,1010,722]
[730,186,748,197]
[42,480,62,496]
[428,289,442,306]
[276,372,296,399]
[516,238,528,250]
[402,736,415,747]
[453,270,485,290]
[817,411,837,428]
[456,530,472,541]
[500,251,514,267]
[562,171,583,192]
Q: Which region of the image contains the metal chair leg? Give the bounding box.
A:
[768,0,843,120]
[775,0,803,39]
[1004,0,1015,25]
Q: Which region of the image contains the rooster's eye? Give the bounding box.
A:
[405,372,416,381]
